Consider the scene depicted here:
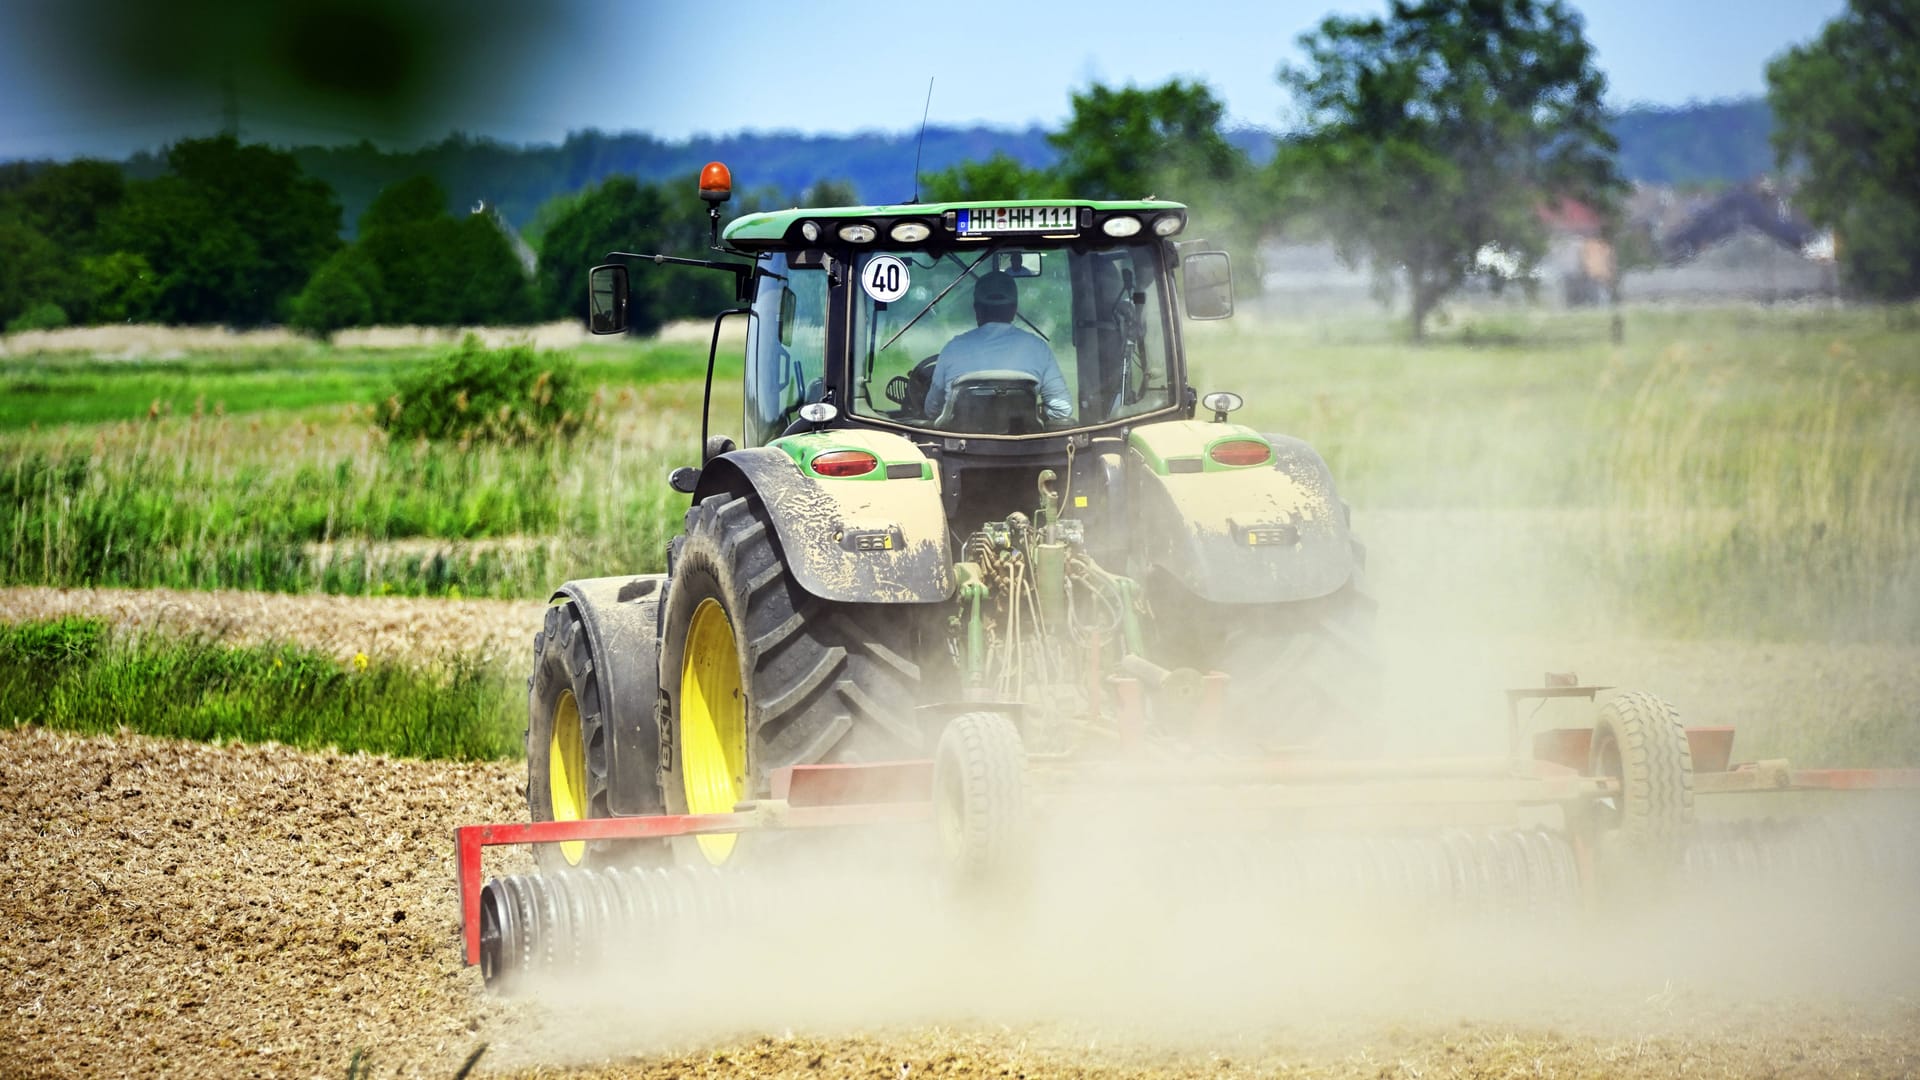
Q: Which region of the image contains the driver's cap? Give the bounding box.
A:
[973,270,1018,308]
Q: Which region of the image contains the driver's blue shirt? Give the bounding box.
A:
[927,321,1071,420]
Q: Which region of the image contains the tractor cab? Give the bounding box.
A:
[722,202,1233,447]
[587,167,1235,456]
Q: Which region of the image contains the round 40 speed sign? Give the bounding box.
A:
[861,254,911,303]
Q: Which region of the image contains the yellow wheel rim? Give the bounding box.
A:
[680,597,747,863]
[547,689,588,866]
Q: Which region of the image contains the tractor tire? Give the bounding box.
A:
[1210,583,1380,752]
[657,491,924,864]
[933,711,1030,887]
[1588,689,1694,879]
[527,600,624,871]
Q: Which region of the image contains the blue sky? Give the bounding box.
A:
[0,0,1845,160]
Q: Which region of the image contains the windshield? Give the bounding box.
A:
[850,240,1175,435]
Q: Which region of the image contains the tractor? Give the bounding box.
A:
[459,165,1919,987]
[542,164,1371,865]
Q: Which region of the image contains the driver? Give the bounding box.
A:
[926,270,1071,422]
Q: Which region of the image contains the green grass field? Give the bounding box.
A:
[4,306,1915,637]
[0,616,520,760]
[1,305,1916,759]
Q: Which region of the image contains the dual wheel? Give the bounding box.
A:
[527,491,922,868]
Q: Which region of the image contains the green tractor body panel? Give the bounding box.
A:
[695,436,954,604]
[1126,422,1355,604]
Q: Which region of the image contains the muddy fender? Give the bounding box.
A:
[1126,421,1356,604]
[693,436,953,604]
[550,574,667,816]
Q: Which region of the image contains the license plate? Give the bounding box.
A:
[956,205,1078,235]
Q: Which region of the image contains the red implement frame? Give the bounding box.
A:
[455,747,1920,966]
[455,762,931,966]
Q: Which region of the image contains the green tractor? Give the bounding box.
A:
[526,162,1374,875]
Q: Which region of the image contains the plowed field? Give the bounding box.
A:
[3,589,1918,1078]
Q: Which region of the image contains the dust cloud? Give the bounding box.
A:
[481,295,1920,1070]
[486,795,1920,1071]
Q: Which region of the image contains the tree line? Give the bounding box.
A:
[1,0,1911,339]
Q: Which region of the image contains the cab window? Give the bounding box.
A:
[743,253,829,447]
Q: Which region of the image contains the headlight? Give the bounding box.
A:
[838,223,877,243]
[800,221,820,242]
[1101,215,1142,238]
[889,221,931,243]
[1152,213,1184,237]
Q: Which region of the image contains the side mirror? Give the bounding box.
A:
[587,263,629,334]
[1181,251,1234,320]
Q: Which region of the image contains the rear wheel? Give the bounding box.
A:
[526,602,614,870]
[658,491,924,864]
[1205,583,1379,752]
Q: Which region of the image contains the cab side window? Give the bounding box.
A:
[743,254,828,446]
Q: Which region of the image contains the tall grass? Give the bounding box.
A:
[3,306,1915,639]
[1595,340,1920,638]
[1190,304,1920,641]
[0,616,520,760]
[1,356,730,596]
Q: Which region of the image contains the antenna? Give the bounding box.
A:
[910,77,934,203]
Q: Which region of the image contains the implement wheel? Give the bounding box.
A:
[933,711,1030,886]
[658,491,923,865]
[1589,690,1694,880]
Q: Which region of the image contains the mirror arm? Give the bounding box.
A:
[604,250,755,304]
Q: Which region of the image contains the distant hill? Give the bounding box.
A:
[1609,99,1776,187]
[106,99,1777,236]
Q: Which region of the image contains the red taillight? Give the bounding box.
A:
[810,450,878,478]
[1208,439,1272,468]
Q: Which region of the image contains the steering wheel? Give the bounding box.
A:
[885,355,940,418]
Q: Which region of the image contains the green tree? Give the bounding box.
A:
[0,160,129,325]
[920,152,1054,202]
[80,252,162,323]
[1278,0,1620,340]
[1047,80,1270,282]
[1049,80,1244,199]
[1768,0,1920,300]
[322,176,535,328]
[288,252,376,335]
[102,137,341,325]
[534,176,732,334]
[0,216,74,329]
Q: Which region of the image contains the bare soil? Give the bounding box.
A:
[3,589,1918,1078]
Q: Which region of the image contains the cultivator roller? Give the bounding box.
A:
[1175,827,1583,920]
[457,683,1920,992]
[477,865,763,986]
[1680,815,1920,889]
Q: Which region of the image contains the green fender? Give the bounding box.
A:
[1126,420,1357,605]
[691,432,954,604]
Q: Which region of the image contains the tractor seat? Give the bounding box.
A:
[930,369,1043,434]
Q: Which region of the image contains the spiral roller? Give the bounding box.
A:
[1682,815,1920,889]
[478,865,759,988]
[1187,827,1581,920]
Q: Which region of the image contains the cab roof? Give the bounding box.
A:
[721,198,1191,250]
